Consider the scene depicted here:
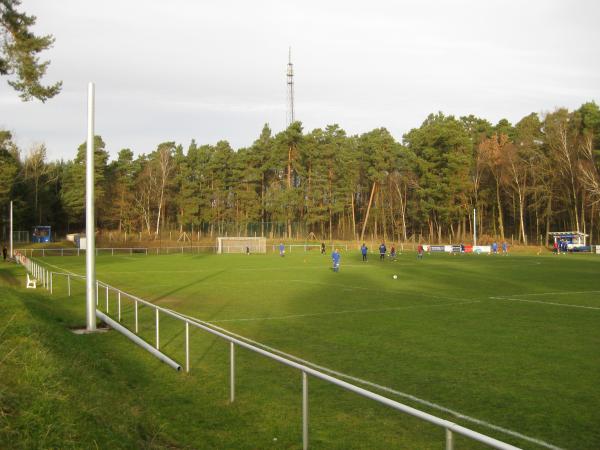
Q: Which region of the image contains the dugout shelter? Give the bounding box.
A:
[548,231,589,251]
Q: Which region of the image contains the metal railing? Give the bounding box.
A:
[15,253,521,450]
[272,243,349,252]
[15,244,351,257]
[14,246,219,257]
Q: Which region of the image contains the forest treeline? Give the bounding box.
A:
[1,102,600,245]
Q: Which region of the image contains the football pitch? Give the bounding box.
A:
[37,250,600,449]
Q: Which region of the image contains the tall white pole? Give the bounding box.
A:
[9,200,13,258]
[86,83,96,331]
[473,208,477,247]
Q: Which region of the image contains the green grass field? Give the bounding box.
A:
[6,250,600,449]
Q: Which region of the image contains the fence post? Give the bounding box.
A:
[445,428,454,450]
[43,249,45,257]
[50,272,53,294]
[96,281,99,306]
[67,275,71,297]
[303,371,308,450]
[185,321,190,373]
[155,308,160,349]
[61,248,64,256]
[134,300,138,333]
[106,285,109,313]
[112,248,114,256]
[230,342,235,403]
[118,291,121,322]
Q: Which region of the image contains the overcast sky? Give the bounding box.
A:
[1,0,599,161]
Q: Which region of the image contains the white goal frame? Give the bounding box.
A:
[217,237,266,254]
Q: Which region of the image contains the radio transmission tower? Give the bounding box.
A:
[286,47,295,126]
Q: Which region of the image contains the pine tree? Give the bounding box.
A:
[0,0,61,101]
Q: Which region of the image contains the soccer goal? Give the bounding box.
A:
[217,237,267,254]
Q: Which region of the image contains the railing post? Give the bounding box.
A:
[106,285,109,313]
[118,291,121,322]
[230,342,235,403]
[155,308,160,349]
[67,274,71,297]
[112,248,114,256]
[445,428,454,450]
[303,371,308,450]
[185,321,190,372]
[50,272,53,294]
[134,300,138,333]
[96,281,99,306]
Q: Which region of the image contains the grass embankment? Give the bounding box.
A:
[0,263,283,449]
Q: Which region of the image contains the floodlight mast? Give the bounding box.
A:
[86,82,96,331]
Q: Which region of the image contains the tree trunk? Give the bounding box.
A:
[360,182,377,242]
[495,179,504,239]
[351,193,357,240]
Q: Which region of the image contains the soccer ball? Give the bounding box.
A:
[393,275,398,280]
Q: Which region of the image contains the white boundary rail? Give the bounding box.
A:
[15,244,350,257]
[14,246,218,257]
[272,244,349,252]
[14,252,522,450]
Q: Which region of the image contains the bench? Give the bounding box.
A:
[26,273,37,289]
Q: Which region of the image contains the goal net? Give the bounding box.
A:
[217,237,267,254]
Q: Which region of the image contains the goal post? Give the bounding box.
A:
[217,237,267,254]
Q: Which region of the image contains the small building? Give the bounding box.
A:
[32,226,52,243]
[547,231,588,250]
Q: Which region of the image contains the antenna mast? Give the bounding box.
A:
[286,47,295,126]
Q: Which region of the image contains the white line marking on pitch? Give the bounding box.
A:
[35,259,82,276]
[489,296,600,310]
[208,300,480,323]
[503,290,600,297]
[169,308,564,450]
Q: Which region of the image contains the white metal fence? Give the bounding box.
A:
[14,246,218,257]
[14,252,521,450]
[15,244,351,258]
[272,244,349,253]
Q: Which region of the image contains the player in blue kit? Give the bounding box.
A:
[379,242,386,261]
[279,243,285,257]
[361,243,368,262]
[332,248,341,272]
